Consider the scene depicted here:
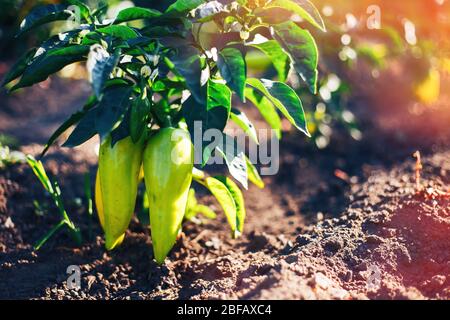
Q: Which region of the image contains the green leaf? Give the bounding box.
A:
[247,78,309,136]
[205,176,237,234]
[41,95,98,156]
[250,40,290,82]
[194,205,217,219]
[95,86,133,140]
[217,47,246,102]
[26,155,53,193]
[264,0,325,32]
[42,111,87,156]
[245,156,264,189]
[111,107,132,146]
[208,80,232,112]
[97,25,139,40]
[89,48,121,97]
[216,135,248,190]
[63,108,98,148]
[67,0,91,22]
[183,80,231,164]
[230,108,258,144]
[2,48,37,86]
[183,80,231,165]
[169,45,205,103]
[165,0,206,17]
[114,7,162,24]
[17,4,73,37]
[216,176,246,236]
[273,21,319,93]
[130,93,151,143]
[11,45,89,91]
[142,25,188,38]
[38,29,83,53]
[245,87,282,139]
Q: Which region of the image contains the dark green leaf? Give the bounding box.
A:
[63,108,98,148]
[115,7,162,24]
[89,48,121,97]
[142,25,187,38]
[17,4,72,37]
[81,31,102,45]
[38,29,83,53]
[169,45,205,103]
[97,25,139,40]
[42,111,86,156]
[41,95,97,156]
[130,93,151,143]
[11,45,90,91]
[217,47,246,102]
[273,21,319,93]
[104,78,134,89]
[95,86,133,140]
[183,80,231,164]
[2,48,37,86]
[183,80,231,134]
[247,78,309,136]
[250,40,290,82]
[244,87,282,139]
[111,107,132,146]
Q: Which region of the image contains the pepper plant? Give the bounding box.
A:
[2,0,324,264]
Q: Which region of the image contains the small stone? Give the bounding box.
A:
[366,235,384,244]
[86,275,96,290]
[317,212,324,221]
[296,234,312,246]
[430,275,446,287]
[4,217,14,229]
[312,272,332,289]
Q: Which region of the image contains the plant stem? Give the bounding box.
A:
[34,220,66,250]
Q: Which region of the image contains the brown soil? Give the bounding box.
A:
[0,64,449,300]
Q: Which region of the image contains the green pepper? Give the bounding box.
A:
[96,135,144,250]
[143,127,194,264]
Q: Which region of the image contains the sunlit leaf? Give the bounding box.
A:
[245,87,282,139]
[273,21,318,93]
[115,7,161,24]
[230,108,259,144]
[250,40,290,82]
[263,0,325,31]
[97,25,139,40]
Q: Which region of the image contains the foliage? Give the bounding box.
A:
[26,155,81,249]
[4,0,323,248]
